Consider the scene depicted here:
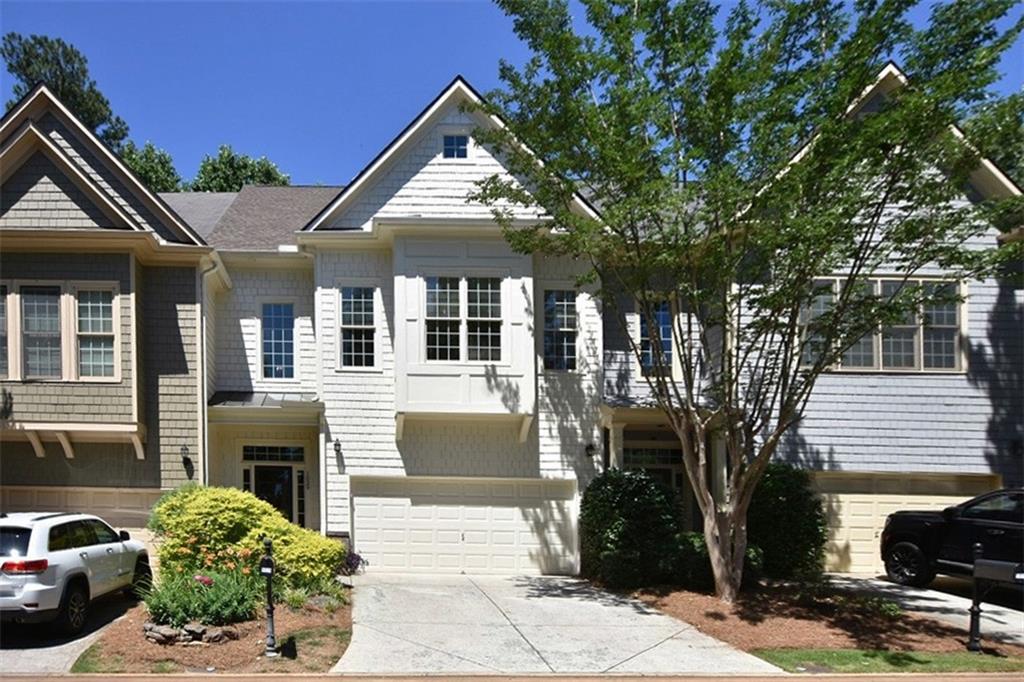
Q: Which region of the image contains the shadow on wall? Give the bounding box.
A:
[967,273,1024,487]
[519,493,580,575]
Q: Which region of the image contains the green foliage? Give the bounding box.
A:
[2,32,129,148]
[144,568,261,627]
[147,482,199,534]
[187,144,289,192]
[675,532,763,591]
[580,469,683,588]
[754,648,1024,674]
[150,485,346,590]
[748,463,827,580]
[121,140,182,192]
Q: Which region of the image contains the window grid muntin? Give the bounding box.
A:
[242,445,305,462]
[640,299,673,376]
[543,290,577,371]
[467,278,501,362]
[426,277,462,361]
[443,134,468,159]
[805,277,962,372]
[296,470,306,527]
[262,303,294,379]
[21,285,62,379]
[341,287,375,367]
[77,290,115,377]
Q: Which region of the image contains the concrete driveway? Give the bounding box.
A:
[333,574,782,674]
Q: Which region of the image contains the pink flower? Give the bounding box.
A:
[193,574,214,587]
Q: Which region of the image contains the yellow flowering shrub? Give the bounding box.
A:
[150,485,346,589]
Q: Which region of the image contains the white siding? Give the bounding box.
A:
[214,266,317,393]
[327,105,543,230]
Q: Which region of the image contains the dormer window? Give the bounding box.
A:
[443,135,468,159]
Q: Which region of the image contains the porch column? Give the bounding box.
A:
[609,423,625,470]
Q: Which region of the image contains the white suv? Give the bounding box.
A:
[0,512,151,634]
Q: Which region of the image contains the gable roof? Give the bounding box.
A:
[0,83,206,246]
[163,185,341,251]
[302,75,601,232]
[158,191,237,239]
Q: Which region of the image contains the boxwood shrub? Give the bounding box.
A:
[747,462,827,580]
[149,485,347,589]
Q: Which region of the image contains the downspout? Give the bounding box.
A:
[198,256,219,487]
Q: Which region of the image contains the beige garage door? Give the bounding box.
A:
[813,472,1001,575]
[351,476,578,575]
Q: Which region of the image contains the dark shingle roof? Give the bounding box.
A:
[158,191,237,239]
[208,185,341,251]
[159,185,341,251]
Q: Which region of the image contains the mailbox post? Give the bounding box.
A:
[968,543,983,652]
[260,537,277,657]
[967,542,1024,653]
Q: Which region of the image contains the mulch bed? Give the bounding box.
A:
[85,598,351,673]
[635,583,1024,658]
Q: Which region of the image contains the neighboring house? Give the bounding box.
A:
[1,69,1019,576]
[0,85,210,526]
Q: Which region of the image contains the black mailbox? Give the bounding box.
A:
[974,559,1023,584]
[260,555,274,577]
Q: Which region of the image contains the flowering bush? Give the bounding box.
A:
[341,550,367,576]
[150,485,346,589]
[144,567,261,627]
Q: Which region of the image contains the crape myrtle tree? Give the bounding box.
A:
[472,0,1024,601]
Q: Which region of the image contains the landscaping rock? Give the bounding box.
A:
[222,626,240,641]
[145,625,180,645]
[184,622,206,639]
[203,627,225,643]
[143,621,155,632]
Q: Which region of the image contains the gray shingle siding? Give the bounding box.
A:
[0,151,119,230]
[36,113,186,244]
[780,272,1023,486]
[0,252,134,422]
[139,265,202,488]
[0,440,160,488]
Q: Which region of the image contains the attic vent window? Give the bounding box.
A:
[443,135,468,159]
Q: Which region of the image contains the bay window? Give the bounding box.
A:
[22,285,62,379]
[543,290,577,371]
[77,290,115,377]
[425,275,504,362]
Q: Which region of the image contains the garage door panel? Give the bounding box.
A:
[351,477,578,575]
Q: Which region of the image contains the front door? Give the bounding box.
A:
[254,466,294,522]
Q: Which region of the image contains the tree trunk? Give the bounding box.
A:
[703,510,743,602]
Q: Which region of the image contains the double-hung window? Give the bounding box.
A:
[543,290,576,370]
[340,287,375,367]
[425,277,461,361]
[77,290,115,377]
[800,280,835,367]
[443,135,468,159]
[802,277,962,372]
[262,303,294,379]
[21,286,62,379]
[467,278,501,361]
[639,299,673,376]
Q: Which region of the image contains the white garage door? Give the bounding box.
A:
[351,477,578,575]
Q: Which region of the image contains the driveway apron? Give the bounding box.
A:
[332,574,782,674]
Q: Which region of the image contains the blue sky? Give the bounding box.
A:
[2,1,1021,186]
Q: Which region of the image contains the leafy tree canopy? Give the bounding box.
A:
[187,144,290,192]
[474,0,1023,601]
[120,140,182,193]
[1,32,129,150]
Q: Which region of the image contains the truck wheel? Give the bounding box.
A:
[126,560,152,600]
[56,583,89,635]
[885,541,935,587]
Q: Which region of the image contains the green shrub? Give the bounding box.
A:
[580,469,682,588]
[144,569,261,627]
[150,485,347,589]
[674,531,763,590]
[747,463,827,580]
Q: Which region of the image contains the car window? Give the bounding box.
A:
[48,523,74,551]
[85,520,119,544]
[962,492,1023,523]
[0,527,32,557]
[65,521,97,549]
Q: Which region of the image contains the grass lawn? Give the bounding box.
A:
[755,648,1024,673]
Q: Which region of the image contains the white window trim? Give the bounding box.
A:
[537,283,581,374]
[810,276,968,374]
[335,278,383,373]
[0,280,10,380]
[257,298,298,383]
[69,281,122,383]
[3,279,123,383]
[439,126,473,161]
[421,270,511,367]
[630,296,684,381]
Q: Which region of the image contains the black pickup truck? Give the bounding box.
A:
[880,488,1023,587]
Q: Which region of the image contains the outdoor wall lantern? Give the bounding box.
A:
[180,445,195,480]
[585,443,597,458]
[333,439,341,456]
